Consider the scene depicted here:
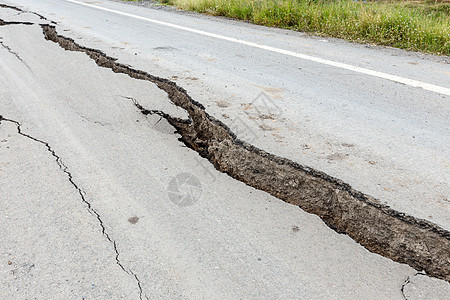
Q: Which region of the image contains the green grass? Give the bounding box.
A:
[145,0,450,55]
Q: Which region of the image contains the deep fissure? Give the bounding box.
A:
[36,25,450,281]
[0,5,449,282]
[0,116,147,299]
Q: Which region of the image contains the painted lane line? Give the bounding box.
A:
[64,0,450,96]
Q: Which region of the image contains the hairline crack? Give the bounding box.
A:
[0,116,147,299]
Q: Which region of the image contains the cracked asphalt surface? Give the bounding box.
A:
[0,117,141,299]
[1,0,449,299]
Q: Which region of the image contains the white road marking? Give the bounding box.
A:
[65,0,450,96]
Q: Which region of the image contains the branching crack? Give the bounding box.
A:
[121,95,190,128]
[401,271,426,300]
[0,115,147,299]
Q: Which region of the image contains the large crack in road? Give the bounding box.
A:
[1,5,449,283]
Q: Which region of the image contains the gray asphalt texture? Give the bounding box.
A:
[1,0,449,299]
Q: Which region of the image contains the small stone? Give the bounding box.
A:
[259,124,274,131]
[128,216,139,224]
[216,101,230,108]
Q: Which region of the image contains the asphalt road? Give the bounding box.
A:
[0,0,449,298]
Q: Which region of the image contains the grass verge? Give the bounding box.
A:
[140,0,450,55]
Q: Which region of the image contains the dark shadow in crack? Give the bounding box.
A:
[0,18,33,26]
